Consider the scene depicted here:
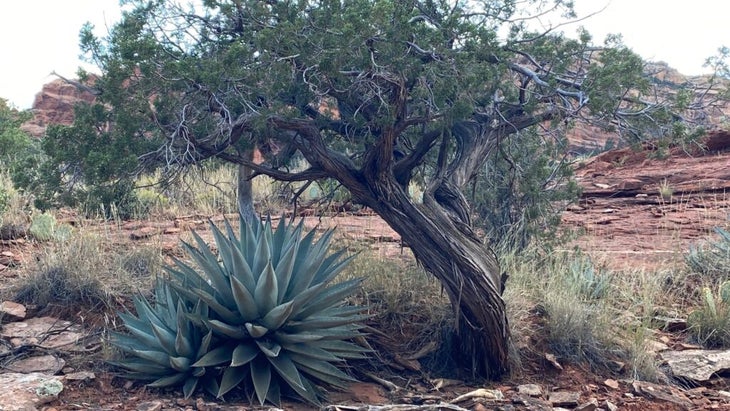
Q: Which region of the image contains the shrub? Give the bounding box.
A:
[686,227,730,283]
[687,281,730,348]
[111,216,369,405]
[472,129,580,251]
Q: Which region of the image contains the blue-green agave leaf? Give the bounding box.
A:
[111,359,170,375]
[129,350,171,367]
[169,356,192,372]
[173,283,241,325]
[255,339,282,358]
[182,377,199,399]
[230,274,259,320]
[251,356,272,405]
[231,343,259,367]
[290,352,357,383]
[266,351,306,391]
[254,261,278,315]
[149,321,177,354]
[260,301,295,330]
[279,341,344,362]
[273,331,325,343]
[245,322,269,338]
[207,319,248,339]
[251,228,271,280]
[295,278,364,319]
[148,373,189,388]
[193,343,236,367]
[218,365,250,398]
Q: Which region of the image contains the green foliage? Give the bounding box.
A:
[112,216,368,405]
[472,130,580,251]
[688,281,730,348]
[0,99,33,164]
[11,101,154,217]
[686,227,730,282]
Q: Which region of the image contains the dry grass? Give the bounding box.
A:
[8,229,163,317]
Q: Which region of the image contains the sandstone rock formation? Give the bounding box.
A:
[20,77,97,138]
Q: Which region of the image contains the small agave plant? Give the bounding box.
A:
[165,216,369,405]
[109,279,216,399]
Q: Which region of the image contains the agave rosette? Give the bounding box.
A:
[166,216,369,405]
[109,280,217,399]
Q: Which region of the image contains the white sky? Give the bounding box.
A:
[0,0,727,109]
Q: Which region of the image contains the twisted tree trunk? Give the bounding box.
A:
[357,178,510,379]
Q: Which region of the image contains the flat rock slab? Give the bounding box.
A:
[0,372,63,411]
[0,301,26,321]
[5,354,65,374]
[0,316,84,350]
[661,349,730,382]
[549,391,581,407]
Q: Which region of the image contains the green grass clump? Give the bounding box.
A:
[688,281,730,348]
[502,249,657,376]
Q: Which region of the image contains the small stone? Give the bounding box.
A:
[136,400,163,411]
[64,371,96,381]
[575,398,599,411]
[129,227,157,240]
[123,380,135,390]
[603,379,620,390]
[605,400,618,411]
[654,316,688,331]
[195,398,211,411]
[545,353,563,370]
[163,227,182,235]
[548,391,581,407]
[646,340,670,354]
[0,300,26,321]
[517,384,543,397]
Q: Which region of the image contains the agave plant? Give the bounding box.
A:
[166,216,369,405]
[109,279,217,399]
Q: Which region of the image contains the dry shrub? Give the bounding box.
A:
[11,230,162,317]
[502,249,650,376]
[341,253,452,371]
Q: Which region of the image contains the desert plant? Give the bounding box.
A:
[110,279,217,398]
[28,212,73,242]
[658,179,673,201]
[686,227,730,282]
[29,213,56,241]
[567,255,613,300]
[163,216,369,405]
[687,281,730,348]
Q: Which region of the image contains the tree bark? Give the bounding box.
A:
[237,149,257,224]
[355,178,510,379]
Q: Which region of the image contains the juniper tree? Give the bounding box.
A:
[32,0,726,377]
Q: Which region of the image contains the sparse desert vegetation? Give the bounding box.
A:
[2,0,730,409]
